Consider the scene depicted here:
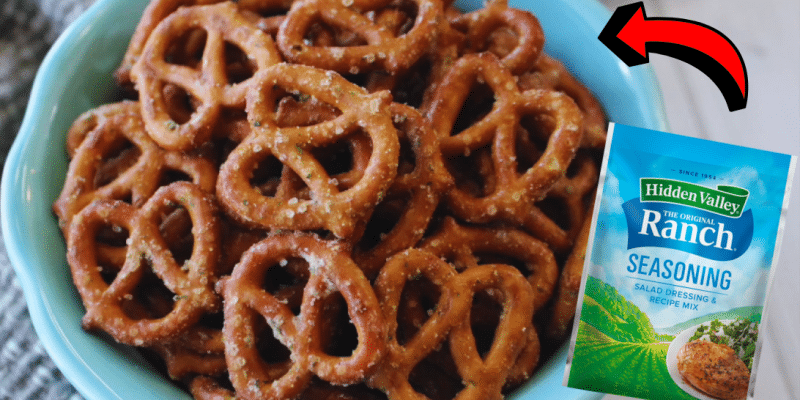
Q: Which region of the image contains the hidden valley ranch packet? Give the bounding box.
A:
[564,124,795,400]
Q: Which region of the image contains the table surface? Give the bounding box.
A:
[0,0,797,399]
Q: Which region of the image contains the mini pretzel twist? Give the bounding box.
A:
[428,52,583,205]
[424,52,584,250]
[368,248,535,400]
[420,217,558,313]
[216,63,399,238]
[66,182,221,347]
[116,0,296,87]
[131,2,283,150]
[419,217,555,386]
[54,101,217,232]
[277,0,444,74]
[217,233,387,399]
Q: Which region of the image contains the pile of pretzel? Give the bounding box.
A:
[54,0,606,398]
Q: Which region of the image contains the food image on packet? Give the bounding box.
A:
[563,123,796,400]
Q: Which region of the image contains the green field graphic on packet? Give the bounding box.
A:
[564,124,795,400]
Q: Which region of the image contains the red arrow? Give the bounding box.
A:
[599,2,748,111]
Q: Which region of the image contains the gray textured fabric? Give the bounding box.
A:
[0,0,95,399]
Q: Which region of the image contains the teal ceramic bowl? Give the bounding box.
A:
[1,0,667,399]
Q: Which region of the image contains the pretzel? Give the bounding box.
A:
[519,54,607,148]
[64,100,139,156]
[351,102,453,278]
[116,0,295,86]
[216,63,399,238]
[420,217,558,313]
[217,233,387,399]
[418,217,556,386]
[447,264,535,400]
[449,0,544,75]
[66,182,221,346]
[424,52,585,251]
[214,73,388,238]
[53,101,217,233]
[426,51,583,201]
[368,248,535,400]
[131,2,283,150]
[276,0,443,74]
[115,0,219,87]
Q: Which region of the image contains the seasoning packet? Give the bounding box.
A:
[564,123,796,400]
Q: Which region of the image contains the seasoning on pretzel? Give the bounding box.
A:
[217,233,387,398]
[54,101,217,233]
[66,182,221,346]
[130,2,283,151]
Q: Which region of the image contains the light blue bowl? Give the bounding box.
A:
[1,0,666,399]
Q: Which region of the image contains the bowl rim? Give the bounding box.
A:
[1,0,667,399]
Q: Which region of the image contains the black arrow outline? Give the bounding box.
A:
[599,2,748,112]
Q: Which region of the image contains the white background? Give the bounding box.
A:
[597,0,799,399]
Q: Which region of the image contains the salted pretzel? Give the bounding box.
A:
[368,248,535,400]
[115,0,220,87]
[426,52,583,201]
[131,2,283,150]
[420,217,558,313]
[153,245,314,380]
[276,0,444,74]
[449,0,544,75]
[217,233,387,399]
[418,217,557,386]
[65,100,139,156]
[216,63,399,238]
[212,95,372,211]
[53,101,217,232]
[424,52,584,250]
[351,102,453,278]
[66,182,221,346]
[116,0,295,86]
